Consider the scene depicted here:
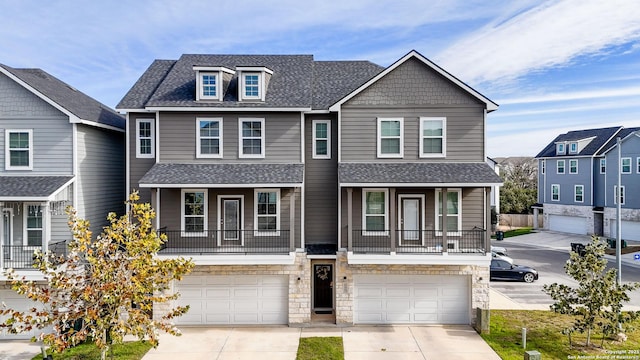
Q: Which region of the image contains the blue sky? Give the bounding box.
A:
[2,0,640,157]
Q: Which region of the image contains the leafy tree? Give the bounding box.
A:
[543,235,639,348]
[1,192,194,360]
[499,158,537,214]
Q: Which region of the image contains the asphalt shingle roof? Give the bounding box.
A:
[116,60,176,109]
[598,127,640,155]
[338,163,502,185]
[0,64,124,129]
[312,61,384,109]
[139,163,304,186]
[535,126,622,158]
[0,176,74,198]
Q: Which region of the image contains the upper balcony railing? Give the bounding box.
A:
[350,229,486,255]
[0,241,67,270]
[158,229,292,255]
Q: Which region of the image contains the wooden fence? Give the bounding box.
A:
[498,214,544,229]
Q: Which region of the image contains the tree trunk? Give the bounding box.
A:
[586,328,591,346]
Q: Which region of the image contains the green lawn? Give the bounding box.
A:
[493,227,533,239]
[32,341,152,360]
[296,337,344,360]
[481,310,640,360]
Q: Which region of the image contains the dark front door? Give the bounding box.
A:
[313,264,333,310]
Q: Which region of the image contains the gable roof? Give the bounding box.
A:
[328,50,498,112]
[0,64,124,131]
[312,61,384,109]
[535,126,622,158]
[600,127,640,155]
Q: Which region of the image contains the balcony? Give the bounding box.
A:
[349,229,486,255]
[158,229,293,255]
[0,241,67,270]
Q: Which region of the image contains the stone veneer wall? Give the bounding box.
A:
[333,251,490,326]
[543,203,595,234]
[603,207,640,238]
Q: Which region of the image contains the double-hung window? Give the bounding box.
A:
[377,118,403,158]
[600,159,606,174]
[569,159,578,174]
[255,189,279,235]
[243,73,260,99]
[362,189,388,235]
[551,184,560,201]
[622,157,631,174]
[239,118,265,158]
[201,73,218,98]
[312,120,331,159]
[24,204,43,247]
[557,160,565,174]
[196,118,222,158]
[614,185,625,205]
[541,160,545,174]
[5,129,33,170]
[569,142,578,154]
[420,117,446,157]
[136,119,154,158]
[436,189,461,234]
[182,190,207,235]
[557,143,565,155]
[574,185,584,203]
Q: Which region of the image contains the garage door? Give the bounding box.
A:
[0,289,46,340]
[549,215,587,235]
[610,220,640,241]
[354,275,469,324]
[174,275,288,325]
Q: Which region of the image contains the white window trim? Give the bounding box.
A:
[240,72,263,101]
[621,157,632,174]
[5,129,33,170]
[614,185,625,205]
[181,189,208,236]
[23,203,43,248]
[254,189,280,236]
[198,72,220,100]
[238,118,266,159]
[312,120,331,159]
[362,188,389,236]
[551,184,560,201]
[419,117,446,158]
[135,119,154,158]
[377,117,404,158]
[569,142,578,154]
[435,188,462,236]
[574,185,584,203]
[557,160,565,174]
[569,159,578,174]
[600,158,606,174]
[196,118,223,158]
[557,143,566,155]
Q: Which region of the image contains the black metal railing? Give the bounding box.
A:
[350,229,486,255]
[1,244,40,269]
[158,229,292,254]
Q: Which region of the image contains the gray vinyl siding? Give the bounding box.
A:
[543,158,592,205]
[128,113,156,204]
[76,124,125,236]
[593,157,606,206]
[538,160,545,204]
[304,115,338,245]
[50,212,70,244]
[604,136,640,208]
[0,72,63,119]
[158,112,301,163]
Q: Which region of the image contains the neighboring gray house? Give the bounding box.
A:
[117,50,501,327]
[0,64,125,338]
[535,126,640,240]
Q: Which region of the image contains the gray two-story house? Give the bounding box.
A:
[117,50,501,327]
[0,64,125,338]
[536,126,640,240]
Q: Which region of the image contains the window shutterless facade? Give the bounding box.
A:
[622,157,631,174]
[569,142,577,154]
[196,118,222,158]
[135,119,154,158]
[557,143,565,154]
[181,190,207,235]
[242,73,260,99]
[551,184,560,201]
[614,185,625,205]
[255,189,279,235]
[377,118,403,158]
[24,204,43,247]
[569,159,578,174]
[541,160,545,174]
[362,189,388,235]
[574,185,584,203]
[5,129,33,170]
[436,189,461,234]
[312,120,331,159]
[600,158,606,174]
[557,160,565,174]
[201,73,218,98]
[239,118,265,158]
[420,117,446,157]
[637,157,640,173]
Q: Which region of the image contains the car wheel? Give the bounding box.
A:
[523,273,535,283]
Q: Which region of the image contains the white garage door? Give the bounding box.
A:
[0,289,46,340]
[549,215,587,235]
[610,220,640,241]
[354,275,469,324]
[174,275,288,325]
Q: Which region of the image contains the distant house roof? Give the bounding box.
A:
[338,162,502,186]
[0,64,124,130]
[535,126,623,158]
[0,176,74,200]
[138,163,304,187]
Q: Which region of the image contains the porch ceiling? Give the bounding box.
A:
[139,163,304,188]
[0,176,74,200]
[338,162,502,187]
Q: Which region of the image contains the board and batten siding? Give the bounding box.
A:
[158,112,301,163]
[304,115,338,245]
[128,113,156,204]
[76,124,125,236]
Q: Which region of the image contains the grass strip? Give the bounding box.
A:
[32,341,153,360]
[296,336,344,360]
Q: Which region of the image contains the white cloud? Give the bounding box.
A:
[497,86,640,105]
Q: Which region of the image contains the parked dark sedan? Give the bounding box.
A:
[490,258,539,283]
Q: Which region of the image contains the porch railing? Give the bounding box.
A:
[350,229,486,255]
[1,241,67,270]
[158,229,292,255]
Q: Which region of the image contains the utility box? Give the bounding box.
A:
[495,231,504,241]
[524,350,541,360]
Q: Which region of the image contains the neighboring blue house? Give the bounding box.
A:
[535,126,640,240]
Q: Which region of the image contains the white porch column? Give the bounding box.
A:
[347,188,353,250]
[289,189,295,251]
[533,207,539,229]
[43,202,50,252]
[389,188,396,253]
[442,188,448,253]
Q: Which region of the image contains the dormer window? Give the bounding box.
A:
[557,143,566,155]
[236,67,272,102]
[193,66,235,101]
[569,142,578,154]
